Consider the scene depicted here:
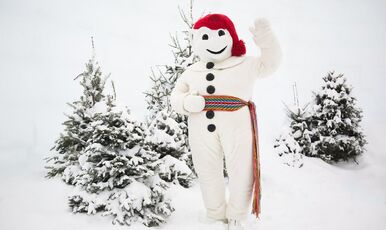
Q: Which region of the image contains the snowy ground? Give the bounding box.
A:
[1,0,386,229]
[1,135,385,230]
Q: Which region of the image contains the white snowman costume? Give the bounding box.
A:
[170,14,281,224]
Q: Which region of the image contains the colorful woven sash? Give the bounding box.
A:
[203,95,261,219]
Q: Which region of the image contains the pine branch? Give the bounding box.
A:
[111,80,117,100]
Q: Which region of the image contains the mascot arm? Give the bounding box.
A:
[170,73,190,115]
[170,73,205,115]
[249,18,282,78]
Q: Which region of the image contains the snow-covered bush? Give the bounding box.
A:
[145,109,195,188]
[274,132,304,168]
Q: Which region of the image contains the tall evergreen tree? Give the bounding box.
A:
[145,2,197,118]
[310,71,367,163]
[144,2,198,185]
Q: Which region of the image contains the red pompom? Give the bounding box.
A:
[232,39,246,57]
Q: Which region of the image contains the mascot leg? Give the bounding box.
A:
[188,121,227,220]
[220,117,254,221]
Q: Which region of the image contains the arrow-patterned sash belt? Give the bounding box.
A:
[202,95,261,219]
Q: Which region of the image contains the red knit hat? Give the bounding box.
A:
[193,14,246,56]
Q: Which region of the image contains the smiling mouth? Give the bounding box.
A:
[206,46,227,55]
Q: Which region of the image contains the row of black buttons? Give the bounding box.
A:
[206,62,216,132]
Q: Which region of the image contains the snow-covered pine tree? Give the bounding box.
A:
[274,83,309,167]
[311,71,367,163]
[144,2,198,187]
[45,41,174,226]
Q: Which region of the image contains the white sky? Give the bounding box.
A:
[0,0,385,154]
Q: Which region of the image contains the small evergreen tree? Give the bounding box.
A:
[287,104,314,156]
[45,41,108,179]
[311,71,367,163]
[45,41,174,226]
[274,104,309,168]
[144,1,198,185]
[275,72,366,165]
[67,97,174,227]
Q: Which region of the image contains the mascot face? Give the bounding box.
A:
[192,27,233,63]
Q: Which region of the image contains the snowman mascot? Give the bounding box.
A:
[170,14,281,230]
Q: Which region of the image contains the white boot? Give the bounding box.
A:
[227,219,245,230]
[198,210,227,225]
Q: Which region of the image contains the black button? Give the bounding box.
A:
[207,85,215,94]
[206,62,214,69]
[206,73,215,81]
[206,110,214,119]
[207,124,216,132]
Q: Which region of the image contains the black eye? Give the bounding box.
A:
[218,30,225,36]
[202,34,209,40]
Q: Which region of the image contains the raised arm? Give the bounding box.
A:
[249,18,282,78]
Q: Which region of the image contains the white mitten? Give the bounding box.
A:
[183,93,205,113]
[249,18,272,46]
